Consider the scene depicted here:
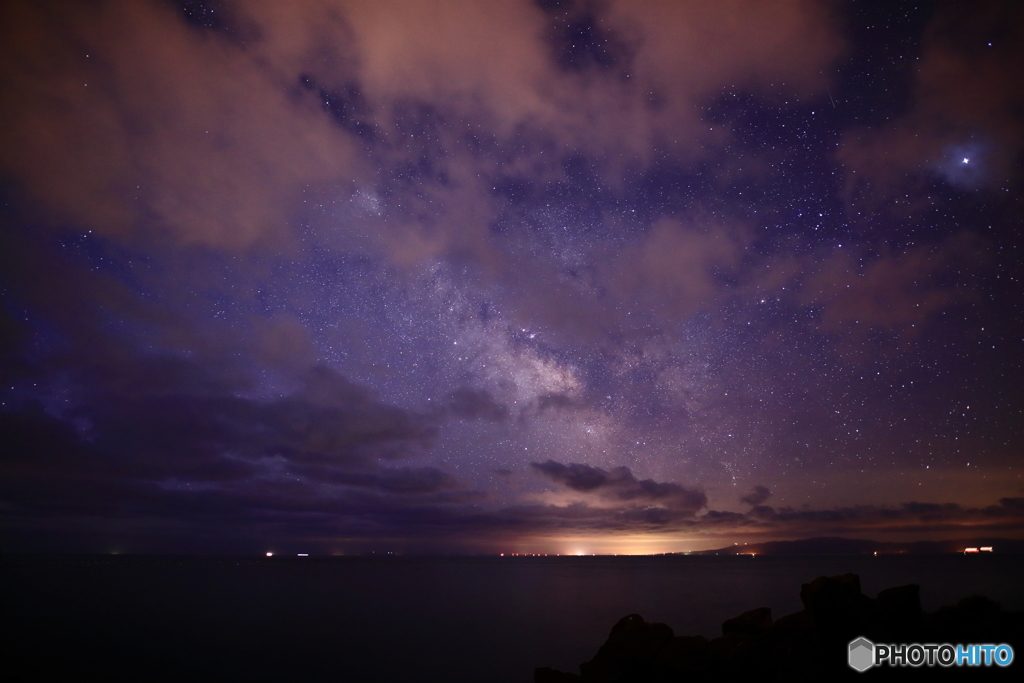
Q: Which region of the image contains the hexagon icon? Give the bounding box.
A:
[848,637,874,672]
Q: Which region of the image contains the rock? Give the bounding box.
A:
[654,635,708,673]
[874,583,921,639]
[950,594,1000,620]
[876,583,921,621]
[722,606,772,636]
[799,573,861,615]
[799,573,871,639]
[931,594,1005,643]
[769,609,812,637]
[545,573,1022,682]
[534,666,581,682]
[578,614,673,682]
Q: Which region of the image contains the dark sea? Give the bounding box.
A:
[3,553,1022,682]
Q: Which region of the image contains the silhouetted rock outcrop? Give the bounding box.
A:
[578,614,675,682]
[722,606,772,637]
[536,574,1024,681]
[535,667,581,683]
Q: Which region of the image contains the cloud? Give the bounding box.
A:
[531,460,707,513]
[798,233,984,338]
[0,358,486,553]
[7,374,1024,551]
[319,0,844,160]
[743,498,1024,537]
[291,465,460,495]
[837,1,1024,198]
[483,494,1024,540]
[0,0,856,366]
[1,0,846,250]
[740,485,771,507]
[0,361,439,484]
[609,217,748,320]
[533,460,611,492]
[0,0,358,249]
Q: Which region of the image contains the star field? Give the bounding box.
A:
[1,0,1021,554]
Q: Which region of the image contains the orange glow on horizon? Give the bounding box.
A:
[496,534,729,556]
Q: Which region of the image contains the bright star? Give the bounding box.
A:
[963,158,969,164]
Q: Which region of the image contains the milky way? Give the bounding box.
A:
[1,0,1021,554]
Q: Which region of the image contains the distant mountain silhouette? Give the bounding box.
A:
[689,536,1024,556]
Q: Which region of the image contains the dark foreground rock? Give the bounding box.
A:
[536,574,1024,681]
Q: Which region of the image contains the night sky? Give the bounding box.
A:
[1,0,1021,555]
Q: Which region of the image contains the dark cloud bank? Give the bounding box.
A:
[1,0,1021,553]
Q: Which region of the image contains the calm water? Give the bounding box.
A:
[4,554,1023,682]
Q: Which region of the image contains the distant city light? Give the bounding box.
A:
[964,547,979,554]
[297,553,309,557]
[266,552,273,557]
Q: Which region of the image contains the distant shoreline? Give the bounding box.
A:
[4,536,1024,561]
[684,536,1024,556]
